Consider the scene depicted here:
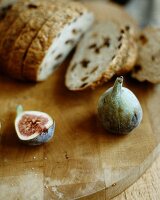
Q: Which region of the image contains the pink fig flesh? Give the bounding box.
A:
[18,114,48,136]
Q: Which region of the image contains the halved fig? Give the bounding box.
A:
[15,105,55,145]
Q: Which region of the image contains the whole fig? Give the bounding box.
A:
[97,76,143,135]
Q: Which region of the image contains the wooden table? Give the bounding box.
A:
[1,64,160,200]
[0,1,160,199]
[114,156,160,200]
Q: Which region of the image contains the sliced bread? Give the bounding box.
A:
[118,31,138,74]
[0,0,32,51]
[84,1,139,39]
[5,1,57,79]
[132,27,160,83]
[0,0,55,69]
[0,7,33,71]
[0,0,46,41]
[22,1,94,81]
[65,22,132,91]
[0,0,94,81]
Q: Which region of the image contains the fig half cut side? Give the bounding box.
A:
[15,105,55,145]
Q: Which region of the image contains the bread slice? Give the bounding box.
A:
[0,8,33,71]
[1,0,93,81]
[0,0,45,42]
[65,22,132,91]
[0,1,31,51]
[84,1,139,39]
[5,1,57,79]
[132,27,160,84]
[102,2,138,74]
[118,32,138,75]
[21,1,94,81]
[0,0,55,69]
[85,1,139,65]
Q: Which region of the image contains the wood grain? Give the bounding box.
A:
[0,57,160,199]
[114,155,160,200]
[0,1,160,200]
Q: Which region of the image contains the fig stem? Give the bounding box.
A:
[112,76,123,97]
[16,105,24,116]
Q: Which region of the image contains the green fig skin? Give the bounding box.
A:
[97,77,143,135]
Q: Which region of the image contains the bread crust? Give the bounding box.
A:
[84,1,139,39]
[0,0,90,81]
[0,9,33,70]
[117,32,138,75]
[6,1,57,79]
[22,1,87,81]
[0,1,32,51]
[65,22,131,91]
[0,0,60,78]
[65,2,139,91]
[0,0,48,47]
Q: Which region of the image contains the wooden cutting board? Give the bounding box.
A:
[0,1,160,200]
